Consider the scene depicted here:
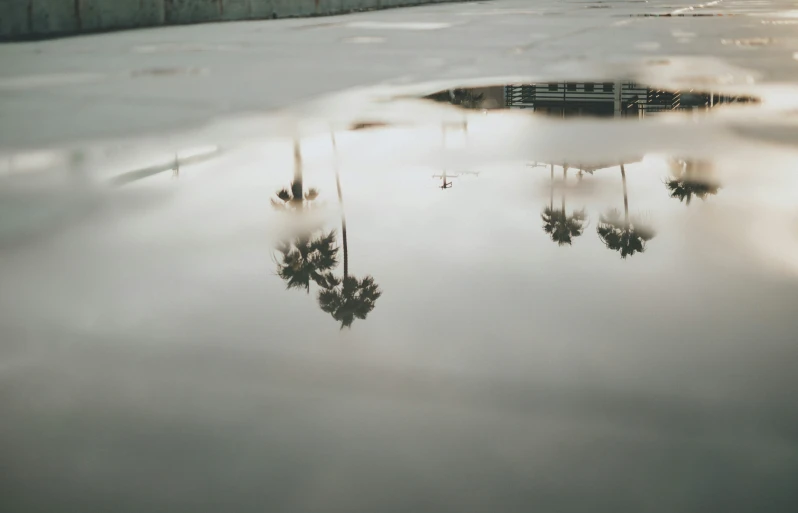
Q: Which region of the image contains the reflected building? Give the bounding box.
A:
[426,82,754,117]
[505,82,753,118]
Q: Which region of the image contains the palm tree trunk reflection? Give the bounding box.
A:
[621,164,629,227]
[316,132,382,329]
[291,138,304,207]
[272,137,335,293]
[541,164,586,246]
[597,163,656,258]
[331,133,349,278]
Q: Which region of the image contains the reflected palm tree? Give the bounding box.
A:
[275,230,340,294]
[318,275,382,330]
[273,137,335,293]
[541,164,587,245]
[317,133,383,329]
[597,164,656,258]
[271,139,320,211]
[665,159,720,204]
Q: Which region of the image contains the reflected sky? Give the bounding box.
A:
[2,100,798,512]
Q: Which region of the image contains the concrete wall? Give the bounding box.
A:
[0,0,457,41]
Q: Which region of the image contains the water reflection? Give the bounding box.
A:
[272,139,338,293]
[319,275,382,329]
[433,170,454,189]
[321,134,382,328]
[665,159,721,205]
[274,231,340,293]
[597,164,656,259]
[541,164,587,246]
[425,81,757,117]
[273,135,382,329]
[536,160,660,256]
[271,139,320,211]
[427,88,486,109]
[4,98,798,513]
[433,123,469,189]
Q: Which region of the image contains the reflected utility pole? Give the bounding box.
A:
[432,170,454,189]
[435,123,454,189]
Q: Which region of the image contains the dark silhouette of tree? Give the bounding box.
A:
[597,164,655,258]
[542,207,587,245]
[271,185,319,211]
[272,137,337,294]
[426,89,485,109]
[318,275,382,329]
[665,159,720,204]
[272,139,321,212]
[541,164,587,245]
[275,230,339,293]
[316,133,383,329]
[449,89,485,109]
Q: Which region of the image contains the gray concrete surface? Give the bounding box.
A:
[4,0,798,152]
[3,3,798,512]
[0,0,460,40]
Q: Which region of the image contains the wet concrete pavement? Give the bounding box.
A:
[2,2,798,512]
[3,0,798,149]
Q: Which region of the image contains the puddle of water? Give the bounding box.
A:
[2,74,798,513]
[420,81,758,118]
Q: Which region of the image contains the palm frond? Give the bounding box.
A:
[275,230,342,293]
[316,274,382,329]
[276,188,292,202]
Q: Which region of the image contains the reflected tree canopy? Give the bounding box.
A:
[272,139,319,211]
[275,230,339,293]
[541,165,587,246]
[272,134,382,328]
[318,275,382,329]
[665,159,720,204]
[271,185,320,211]
[597,209,655,258]
[426,89,485,109]
[542,207,587,246]
[598,164,656,258]
[314,132,382,329]
[273,137,336,293]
